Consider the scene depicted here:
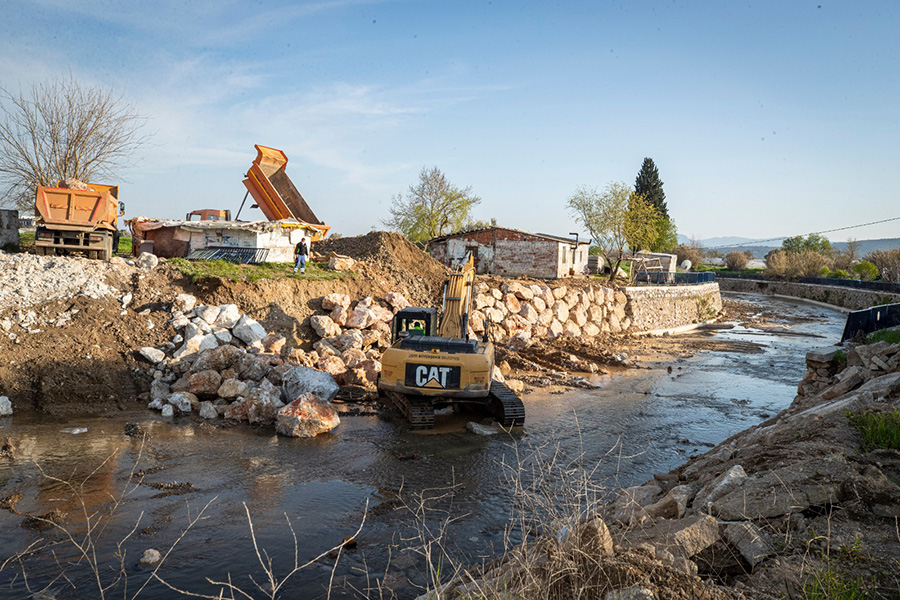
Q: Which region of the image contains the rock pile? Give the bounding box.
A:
[292,292,411,388]
[140,293,344,437]
[470,281,629,348]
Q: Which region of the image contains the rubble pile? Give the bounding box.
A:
[0,251,123,311]
[470,280,630,348]
[139,291,412,436]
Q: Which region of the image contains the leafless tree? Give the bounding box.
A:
[0,77,149,211]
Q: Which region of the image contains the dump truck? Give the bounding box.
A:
[34,182,123,260]
[241,145,330,240]
[378,253,526,429]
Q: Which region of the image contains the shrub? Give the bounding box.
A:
[818,266,832,278]
[673,244,703,270]
[724,251,749,270]
[829,269,850,279]
[864,249,900,283]
[852,260,878,281]
[765,249,828,280]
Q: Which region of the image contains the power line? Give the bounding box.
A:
[713,215,900,248]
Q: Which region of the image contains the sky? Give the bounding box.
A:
[2,0,899,243]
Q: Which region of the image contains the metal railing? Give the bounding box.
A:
[633,272,716,285]
[841,302,900,342]
[186,247,271,264]
[799,277,900,294]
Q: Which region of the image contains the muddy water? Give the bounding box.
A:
[0,295,844,599]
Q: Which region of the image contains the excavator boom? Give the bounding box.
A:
[437,253,475,339]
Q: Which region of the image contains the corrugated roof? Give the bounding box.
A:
[428,226,590,245]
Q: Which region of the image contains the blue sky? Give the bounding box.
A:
[2,1,898,242]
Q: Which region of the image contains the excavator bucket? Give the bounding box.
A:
[241,145,330,240]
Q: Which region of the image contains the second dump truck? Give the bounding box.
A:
[34,182,124,260]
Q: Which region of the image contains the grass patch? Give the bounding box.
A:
[168,258,351,283]
[847,410,900,452]
[802,566,870,600]
[116,235,132,256]
[866,329,900,345]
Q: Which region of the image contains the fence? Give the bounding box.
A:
[799,277,900,294]
[633,272,716,285]
[841,302,900,342]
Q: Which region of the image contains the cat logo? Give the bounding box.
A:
[405,363,461,389]
[416,365,451,388]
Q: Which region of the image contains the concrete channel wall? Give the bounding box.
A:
[624,282,723,333]
[717,278,900,310]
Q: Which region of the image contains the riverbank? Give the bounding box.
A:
[431,324,900,599]
[0,295,848,599]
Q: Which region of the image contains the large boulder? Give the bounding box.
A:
[233,315,267,345]
[214,304,242,329]
[276,393,341,437]
[310,315,341,338]
[173,333,219,360]
[168,392,198,413]
[345,306,376,329]
[282,366,341,404]
[321,293,351,311]
[192,345,244,372]
[195,305,221,325]
[137,252,159,269]
[188,370,222,398]
[139,347,166,364]
[384,292,409,312]
[217,378,249,399]
[173,293,197,313]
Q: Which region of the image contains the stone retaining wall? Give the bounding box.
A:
[717,278,900,310]
[624,282,722,332]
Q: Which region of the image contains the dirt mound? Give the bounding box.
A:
[316,231,447,305]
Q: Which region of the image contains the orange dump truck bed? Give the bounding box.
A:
[242,145,330,240]
[35,184,119,231]
[34,184,121,259]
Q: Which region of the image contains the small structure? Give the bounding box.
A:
[427,227,590,279]
[127,218,318,263]
[17,212,36,229]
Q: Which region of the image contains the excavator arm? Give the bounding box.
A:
[437,253,475,339]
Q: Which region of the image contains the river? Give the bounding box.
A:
[0,294,845,599]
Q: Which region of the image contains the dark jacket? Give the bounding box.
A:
[294,241,308,256]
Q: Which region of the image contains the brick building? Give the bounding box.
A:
[427,227,590,279]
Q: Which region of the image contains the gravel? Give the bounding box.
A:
[0,252,121,311]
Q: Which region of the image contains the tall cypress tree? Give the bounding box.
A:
[634,157,668,218]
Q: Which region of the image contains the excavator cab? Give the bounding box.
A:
[391,307,438,342]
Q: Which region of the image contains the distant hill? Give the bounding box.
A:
[676,235,900,258]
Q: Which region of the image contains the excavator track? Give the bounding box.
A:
[383,391,435,430]
[488,381,526,427]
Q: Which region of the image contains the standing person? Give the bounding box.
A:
[293,237,309,274]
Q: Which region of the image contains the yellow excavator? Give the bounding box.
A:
[378,253,526,429]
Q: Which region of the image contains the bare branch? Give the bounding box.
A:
[0,76,149,211]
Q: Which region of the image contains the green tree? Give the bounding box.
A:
[0,77,149,211]
[634,157,668,218]
[782,233,831,254]
[383,166,481,243]
[568,182,660,282]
